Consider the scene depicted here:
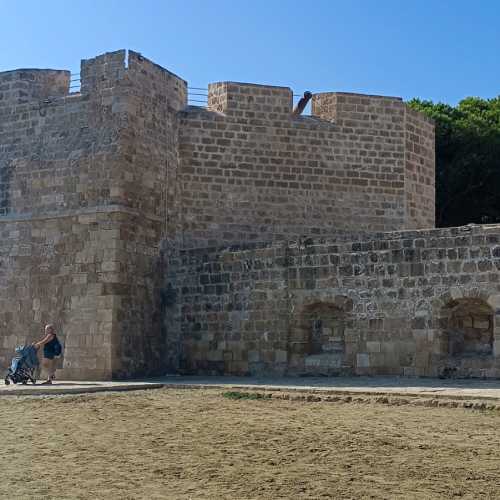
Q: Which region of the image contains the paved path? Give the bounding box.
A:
[1,376,500,400]
[164,376,500,400]
[0,380,165,396]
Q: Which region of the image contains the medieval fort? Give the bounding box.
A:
[1,49,499,380]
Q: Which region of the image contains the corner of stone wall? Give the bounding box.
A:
[403,103,436,229]
[126,50,187,111]
[91,50,187,379]
[80,49,127,94]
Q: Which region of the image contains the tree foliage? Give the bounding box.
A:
[408,96,500,227]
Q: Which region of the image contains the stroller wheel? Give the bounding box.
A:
[22,380,28,385]
[4,378,10,386]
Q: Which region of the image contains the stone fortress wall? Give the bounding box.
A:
[1,49,498,380]
[179,83,434,248]
[168,225,500,378]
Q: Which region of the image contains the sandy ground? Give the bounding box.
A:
[1,388,499,500]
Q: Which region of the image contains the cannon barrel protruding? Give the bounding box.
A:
[292,91,313,116]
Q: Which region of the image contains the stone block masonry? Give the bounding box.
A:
[0,50,187,379]
[3,48,495,381]
[178,85,435,248]
[168,225,500,378]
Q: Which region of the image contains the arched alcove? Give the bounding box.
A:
[301,302,346,355]
[288,296,353,375]
[440,298,494,357]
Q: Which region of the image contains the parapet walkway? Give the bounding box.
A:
[1,376,500,401]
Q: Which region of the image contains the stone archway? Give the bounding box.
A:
[433,289,497,378]
[304,302,346,355]
[288,296,353,375]
[441,299,493,357]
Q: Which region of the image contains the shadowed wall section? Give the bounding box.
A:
[167,225,500,378]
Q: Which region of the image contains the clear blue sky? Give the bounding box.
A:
[1,0,499,104]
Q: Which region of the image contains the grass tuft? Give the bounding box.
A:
[222,391,272,400]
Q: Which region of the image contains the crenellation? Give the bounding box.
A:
[208,82,293,117]
[0,69,70,106]
[178,86,428,248]
[80,50,127,94]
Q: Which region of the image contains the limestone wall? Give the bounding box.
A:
[107,51,187,378]
[0,211,130,378]
[404,107,435,228]
[0,53,125,378]
[168,224,500,378]
[0,48,438,380]
[0,50,187,379]
[174,87,434,248]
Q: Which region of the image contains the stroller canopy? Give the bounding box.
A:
[11,345,39,372]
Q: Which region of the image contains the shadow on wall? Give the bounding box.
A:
[288,297,354,376]
[438,298,494,378]
[0,161,13,215]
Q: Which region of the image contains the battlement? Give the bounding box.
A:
[204,81,416,126]
[0,50,187,111]
[312,91,404,123]
[0,68,70,105]
[0,47,435,241]
[80,50,187,111]
[207,82,292,117]
[0,50,427,128]
[0,49,433,233]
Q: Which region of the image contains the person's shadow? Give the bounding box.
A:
[36,382,99,386]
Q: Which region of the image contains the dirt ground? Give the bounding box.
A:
[0,388,499,500]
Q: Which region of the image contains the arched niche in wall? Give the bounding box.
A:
[302,302,346,355]
[288,296,353,367]
[439,298,494,358]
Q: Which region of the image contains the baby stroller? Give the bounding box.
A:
[4,345,39,385]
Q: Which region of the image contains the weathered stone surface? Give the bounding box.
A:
[0,50,187,379]
[169,225,500,378]
[1,49,498,380]
[178,86,434,248]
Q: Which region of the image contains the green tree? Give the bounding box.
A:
[408,96,500,227]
